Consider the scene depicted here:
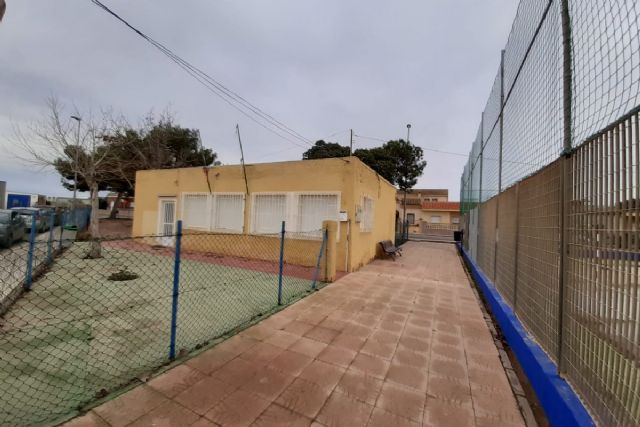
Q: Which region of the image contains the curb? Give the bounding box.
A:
[457,243,595,427]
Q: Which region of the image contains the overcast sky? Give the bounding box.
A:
[0,0,517,199]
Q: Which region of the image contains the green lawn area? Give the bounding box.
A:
[0,242,316,426]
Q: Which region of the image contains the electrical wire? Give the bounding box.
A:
[89,0,312,149]
[354,133,545,167]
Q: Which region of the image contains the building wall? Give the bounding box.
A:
[405,209,460,234]
[349,160,397,270]
[132,157,396,272]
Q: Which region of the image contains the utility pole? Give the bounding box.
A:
[350,129,353,156]
[236,124,250,196]
[403,124,412,233]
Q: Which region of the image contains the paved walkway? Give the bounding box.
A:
[66,241,525,427]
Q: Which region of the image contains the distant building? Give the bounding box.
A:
[396,189,460,233]
[105,192,135,209]
[5,192,46,208]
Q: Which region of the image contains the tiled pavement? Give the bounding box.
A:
[65,241,526,427]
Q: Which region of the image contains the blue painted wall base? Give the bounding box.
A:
[457,243,595,427]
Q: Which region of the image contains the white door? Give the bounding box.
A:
[159,199,176,246]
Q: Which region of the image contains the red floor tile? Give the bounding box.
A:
[252,403,312,427]
[174,376,236,415]
[148,365,207,398]
[205,388,271,426]
[93,386,169,427]
[316,391,374,427]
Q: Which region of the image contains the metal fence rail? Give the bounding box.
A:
[460,0,640,425]
[0,221,328,426]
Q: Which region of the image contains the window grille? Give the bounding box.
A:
[252,194,287,234]
[297,194,339,238]
[181,193,209,230]
[213,194,244,232]
[361,197,374,232]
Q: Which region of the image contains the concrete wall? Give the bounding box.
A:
[132,157,396,272]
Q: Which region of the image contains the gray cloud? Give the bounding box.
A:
[0,0,517,198]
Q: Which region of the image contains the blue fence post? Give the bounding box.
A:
[277,221,285,305]
[24,212,38,291]
[47,211,55,263]
[311,229,328,290]
[169,220,183,360]
[59,211,66,250]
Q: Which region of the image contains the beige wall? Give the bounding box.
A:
[132,157,396,272]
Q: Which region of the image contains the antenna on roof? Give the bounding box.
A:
[236,125,250,196]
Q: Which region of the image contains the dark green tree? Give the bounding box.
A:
[383,139,426,191]
[302,140,350,160]
[55,116,219,219]
[353,146,396,183]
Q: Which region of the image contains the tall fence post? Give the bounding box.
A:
[59,210,66,250]
[557,0,574,374]
[513,182,521,310]
[169,220,183,360]
[47,211,55,263]
[24,212,37,291]
[494,49,506,278]
[312,229,328,290]
[277,221,285,305]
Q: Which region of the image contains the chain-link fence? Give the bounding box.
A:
[394,220,408,246]
[0,221,328,426]
[460,1,640,426]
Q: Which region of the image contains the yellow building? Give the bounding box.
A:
[396,189,460,234]
[132,157,397,272]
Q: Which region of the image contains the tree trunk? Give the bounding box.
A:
[87,182,102,258]
[109,192,123,219]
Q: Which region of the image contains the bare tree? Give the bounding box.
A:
[14,97,125,258]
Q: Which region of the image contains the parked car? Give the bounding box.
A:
[10,207,51,233]
[0,209,26,248]
[35,205,63,226]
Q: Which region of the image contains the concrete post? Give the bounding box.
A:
[322,220,338,282]
[0,181,6,210]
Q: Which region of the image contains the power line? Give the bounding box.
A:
[354,133,544,167]
[89,0,312,149]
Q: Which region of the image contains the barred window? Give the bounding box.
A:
[252,194,287,233]
[297,194,339,237]
[361,196,374,232]
[213,194,244,232]
[182,193,209,230]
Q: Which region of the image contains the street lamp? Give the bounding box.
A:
[70,116,81,204]
[402,124,412,239]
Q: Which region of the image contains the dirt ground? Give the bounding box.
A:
[99,218,132,238]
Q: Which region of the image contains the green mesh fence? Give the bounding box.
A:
[0,224,327,426]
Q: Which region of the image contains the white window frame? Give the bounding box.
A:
[250,192,290,234]
[294,191,341,240]
[211,192,245,233]
[180,192,211,231]
[431,215,442,224]
[361,195,374,232]
[250,191,342,239]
